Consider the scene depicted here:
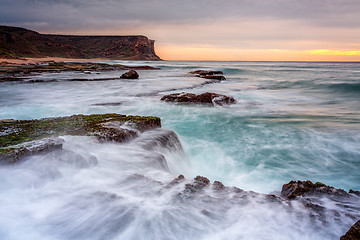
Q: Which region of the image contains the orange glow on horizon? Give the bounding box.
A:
[156,45,360,61]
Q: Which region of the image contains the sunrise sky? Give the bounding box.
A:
[1,0,360,61]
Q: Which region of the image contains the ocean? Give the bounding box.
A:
[0,61,359,239]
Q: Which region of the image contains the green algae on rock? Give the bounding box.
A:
[0,113,161,164]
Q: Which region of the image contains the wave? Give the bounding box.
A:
[261,80,360,94]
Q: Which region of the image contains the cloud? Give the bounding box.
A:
[1,0,360,60]
[1,0,360,30]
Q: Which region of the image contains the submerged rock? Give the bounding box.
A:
[341,220,360,240]
[161,92,236,106]
[120,70,139,79]
[0,113,161,164]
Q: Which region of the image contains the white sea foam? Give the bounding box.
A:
[1,61,359,239]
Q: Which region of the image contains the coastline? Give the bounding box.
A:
[0,57,110,65]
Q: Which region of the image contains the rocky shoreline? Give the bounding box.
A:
[0,114,161,164]
[0,113,359,239]
[0,61,158,82]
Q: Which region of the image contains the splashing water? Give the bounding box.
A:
[0,61,359,239]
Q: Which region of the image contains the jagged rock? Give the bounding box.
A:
[281,180,349,200]
[120,70,139,79]
[0,114,161,164]
[340,220,360,240]
[161,92,235,106]
[185,176,211,193]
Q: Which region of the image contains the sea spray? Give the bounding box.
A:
[1,60,360,239]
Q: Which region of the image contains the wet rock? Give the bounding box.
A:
[0,114,161,164]
[0,119,16,123]
[281,180,349,200]
[213,181,225,190]
[189,70,224,76]
[340,220,360,240]
[349,190,360,197]
[120,70,139,79]
[0,137,64,165]
[201,75,226,81]
[185,176,210,193]
[161,92,235,106]
[0,61,158,81]
[170,174,185,185]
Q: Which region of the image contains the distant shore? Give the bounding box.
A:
[0,57,109,65]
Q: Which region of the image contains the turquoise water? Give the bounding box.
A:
[1,61,358,192]
[0,61,359,239]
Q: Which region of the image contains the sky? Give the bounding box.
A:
[1,0,360,61]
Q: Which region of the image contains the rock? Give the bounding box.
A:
[0,61,159,80]
[0,137,64,165]
[0,119,16,123]
[189,70,223,76]
[340,220,360,240]
[201,75,226,81]
[185,176,211,193]
[161,92,236,106]
[213,181,225,190]
[120,70,139,79]
[0,114,161,164]
[281,180,349,200]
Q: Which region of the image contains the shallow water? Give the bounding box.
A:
[0,61,359,239]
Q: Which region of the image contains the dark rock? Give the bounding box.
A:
[349,190,360,197]
[340,220,360,240]
[281,180,349,200]
[185,176,210,193]
[189,70,223,76]
[161,92,236,106]
[213,181,225,190]
[201,75,226,81]
[170,174,185,185]
[120,70,139,79]
[0,137,64,165]
[0,119,16,123]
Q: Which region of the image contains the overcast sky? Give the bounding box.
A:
[1,0,360,60]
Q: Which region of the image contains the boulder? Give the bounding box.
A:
[161,92,235,106]
[120,70,139,79]
[340,220,360,240]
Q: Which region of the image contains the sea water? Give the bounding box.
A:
[0,61,359,239]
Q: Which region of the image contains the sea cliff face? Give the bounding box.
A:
[0,26,161,60]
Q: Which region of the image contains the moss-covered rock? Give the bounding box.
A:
[0,113,161,164]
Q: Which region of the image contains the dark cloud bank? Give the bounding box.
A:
[1,0,360,32]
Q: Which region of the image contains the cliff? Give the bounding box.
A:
[0,26,161,60]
